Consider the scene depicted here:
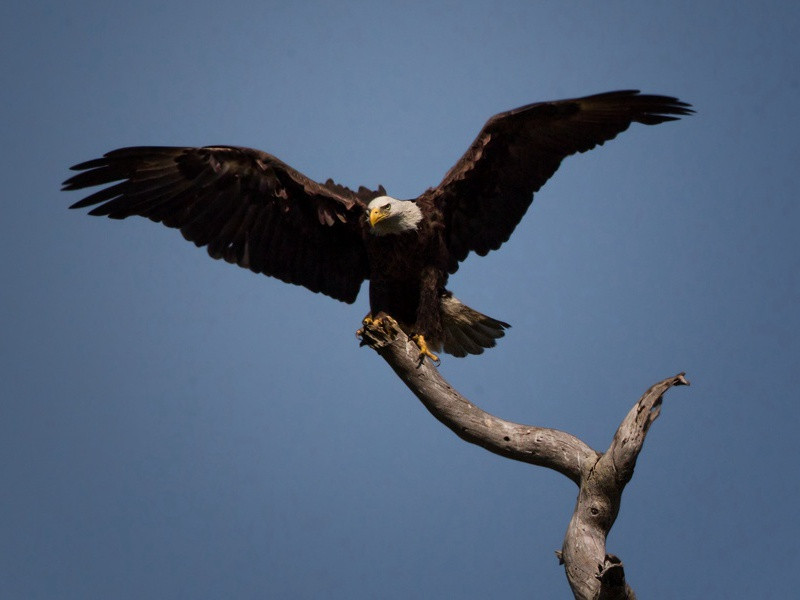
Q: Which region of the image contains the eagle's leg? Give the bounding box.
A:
[411,334,440,365]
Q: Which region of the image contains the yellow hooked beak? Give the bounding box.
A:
[369,205,390,228]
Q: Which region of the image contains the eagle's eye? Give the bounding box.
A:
[381,203,391,212]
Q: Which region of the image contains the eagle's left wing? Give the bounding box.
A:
[432,90,693,272]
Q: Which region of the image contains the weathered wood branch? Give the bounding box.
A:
[360,320,596,483]
[360,321,689,600]
[560,373,688,599]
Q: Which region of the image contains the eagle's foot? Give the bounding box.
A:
[357,313,397,336]
[357,314,400,349]
[411,334,440,365]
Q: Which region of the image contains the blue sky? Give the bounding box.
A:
[2,1,798,598]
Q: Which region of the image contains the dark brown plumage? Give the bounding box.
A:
[63,90,692,360]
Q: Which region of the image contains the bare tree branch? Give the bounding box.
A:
[360,320,596,483]
[360,321,689,599]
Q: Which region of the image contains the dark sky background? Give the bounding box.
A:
[3,1,798,598]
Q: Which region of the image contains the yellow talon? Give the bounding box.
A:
[356,314,374,338]
[412,334,440,364]
[357,314,399,339]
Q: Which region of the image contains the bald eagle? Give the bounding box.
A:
[63,90,691,362]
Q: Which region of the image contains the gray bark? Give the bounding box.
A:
[360,321,689,600]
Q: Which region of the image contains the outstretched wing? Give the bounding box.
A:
[433,90,693,270]
[63,146,383,303]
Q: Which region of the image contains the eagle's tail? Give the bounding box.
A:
[439,291,510,357]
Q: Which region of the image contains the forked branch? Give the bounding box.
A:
[360,321,689,600]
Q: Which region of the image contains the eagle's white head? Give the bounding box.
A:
[366,196,423,236]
